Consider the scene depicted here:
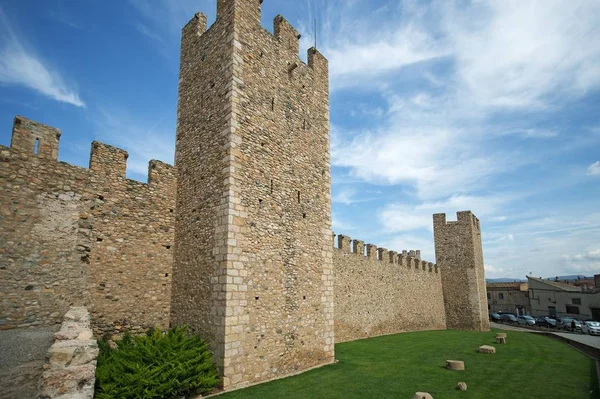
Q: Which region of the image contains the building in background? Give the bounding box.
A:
[487,282,530,315]
[527,276,600,320]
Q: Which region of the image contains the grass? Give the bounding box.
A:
[219,329,599,399]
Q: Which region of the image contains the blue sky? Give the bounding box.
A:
[0,0,599,279]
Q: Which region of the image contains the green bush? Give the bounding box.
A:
[95,326,219,399]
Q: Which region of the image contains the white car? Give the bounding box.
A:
[516,315,536,326]
[582,321,600,336]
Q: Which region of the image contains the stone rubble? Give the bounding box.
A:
[38,307,98,399]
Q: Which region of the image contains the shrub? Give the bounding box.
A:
[95,326,219,399]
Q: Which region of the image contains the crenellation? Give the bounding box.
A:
[274,15,300,55]
[11,115,61,160]
[334,240,446,342]
[0,118,175,335]
[337,234,351,252]
[148,159,176,189]
[377,247,389,263]
[183,12,207,37]
[217,0,261,25]
[366,244,378,259]
[89,141,128,179]
[352,239,364,255]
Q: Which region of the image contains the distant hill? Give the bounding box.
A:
[486,278,525,283]
[486,275,593,284]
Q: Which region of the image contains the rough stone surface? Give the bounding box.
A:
[171,1,334,390]
[0,325,58,399]
[496,333,507,338]
[412,393,433,399]
[0,116,175,336]
[39,307,98,399]
[446,360,465,370]
[496,336,506,344]
[0,0,492,392]
[434,212,490,331]
[334,234,445,342]
[456,382,467,391]
[478,345,496,354]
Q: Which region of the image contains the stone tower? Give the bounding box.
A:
[171,0,335,389]
[433,211,489,331]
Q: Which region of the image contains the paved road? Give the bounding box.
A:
[0,325,59,399]
[491,322,600,350]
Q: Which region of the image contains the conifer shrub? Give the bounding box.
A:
[95,326,219,399]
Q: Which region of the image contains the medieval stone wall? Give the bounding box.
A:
[0,116,175,335]
[333,235,446,342]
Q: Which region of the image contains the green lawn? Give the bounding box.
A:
[219,329,599,399]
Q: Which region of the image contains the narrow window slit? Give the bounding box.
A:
[270,180,273,194]
[297,191,300,203]
[33,138,40,154]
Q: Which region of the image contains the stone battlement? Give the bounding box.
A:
[7,115,175,187]
[1,116,175,335]
[434,210,481,232]
[333,234,438,274]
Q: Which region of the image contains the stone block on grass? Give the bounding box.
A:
[479,345,496,354]
[446,360,465,370]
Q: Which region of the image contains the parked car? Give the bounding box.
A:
[557,317,582,332]
[489,313,502,322]
[535,317,557,328]
[500,314,518,323]
[582,321,600,336]
[516,315,536,326]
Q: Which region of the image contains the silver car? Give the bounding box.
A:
[582,321,600,336]
[516,315,536,326]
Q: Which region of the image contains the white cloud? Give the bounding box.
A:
[128,0,206,44]
[319,0,600,108]
[382,234,434,261]
[0,8,84,107]
[378,194,510,233]
[92,108,175,180]
[485,264,505,275]
[447,0,600,109]
[562,249,600,274]
[587,161,600,176]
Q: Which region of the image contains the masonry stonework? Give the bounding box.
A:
[0,116,174,336]
[171,0,334,389]
[0,0,490,392]
[333,235,446,342]
[433,211,489,331]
